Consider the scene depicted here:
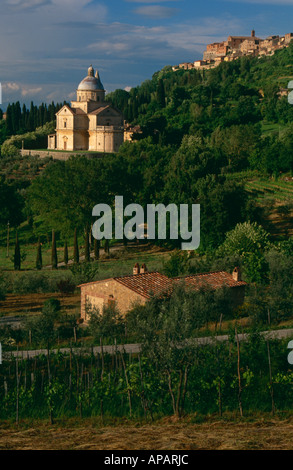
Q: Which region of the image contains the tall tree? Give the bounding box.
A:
[94,238,100,261]
[51,230,58,270]
[156,78,166,108]
[14,232,21,271]
[36,238,42,270]
[84,229,90,263]
[73,228,79,264]
[64,240,68,266]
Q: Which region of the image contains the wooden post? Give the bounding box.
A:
[100,337,104,381]
[235,327,243,417]
[267,340,275,415]
[16,352,19,425]
[120,351,132,418]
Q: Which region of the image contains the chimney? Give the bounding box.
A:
[140,263,148,274]
[232,266,241,282]
[251,30,255,38]
[133,263,140,275]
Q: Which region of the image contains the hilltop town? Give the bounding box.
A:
[173,30,293,71]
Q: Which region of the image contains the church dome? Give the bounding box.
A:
[77,66,104,91]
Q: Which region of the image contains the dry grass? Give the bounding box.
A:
[1,416,293,450]
[0,292,80,317]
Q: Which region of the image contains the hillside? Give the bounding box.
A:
[0,46,292,258]
[107,42,293,151]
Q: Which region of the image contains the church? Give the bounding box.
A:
[48,66,124,153]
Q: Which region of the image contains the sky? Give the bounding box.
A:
[1,0,293,108]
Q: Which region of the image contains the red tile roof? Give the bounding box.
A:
[79,270,246,299]
[173,271,247,290]
[113,270,246,299]
[114,272,173,299]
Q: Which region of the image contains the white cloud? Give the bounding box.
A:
[221,0,293,3]
[2,82,42,96]
[88,41,131,53]
[3,82,21,91]
[134,5,178,18]
[21,86,42,96]
[4,0,51,11]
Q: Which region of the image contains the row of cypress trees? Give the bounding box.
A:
[13,228,102,271]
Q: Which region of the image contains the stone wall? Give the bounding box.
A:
[20,149,105,160]
[80,279,146,322]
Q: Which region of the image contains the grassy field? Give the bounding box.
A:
[1,415,293,450]
[0,292,80,317]
[0,244,170,319]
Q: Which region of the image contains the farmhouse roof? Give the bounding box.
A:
[114,272,173,299]
[79,269,246,299]
[173,271,247,290]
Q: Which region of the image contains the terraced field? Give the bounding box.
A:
[245,178,293,203]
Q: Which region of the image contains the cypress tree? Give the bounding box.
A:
[51,230,58,270]
[36,238,42,270]
[156,78,166,108]
[104,239,110,254]
[90,225,94,250]
[64,240,68,266]
[84,229,90,263]
[73,228,79,264]
[28,101,35,131]
[94,238,100,260]
[5,104,13,134]
[14,232,21,271]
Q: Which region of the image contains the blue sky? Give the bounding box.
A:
[1,0,293,108]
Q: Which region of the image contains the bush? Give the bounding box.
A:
[0,272,7,302]
[12,272,74,294]
[70,262,99,285]
[163,250,190,277]
[56,279,76,294]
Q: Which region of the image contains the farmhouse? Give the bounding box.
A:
[79,264,247,323]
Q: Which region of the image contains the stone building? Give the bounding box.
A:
[48,66,124,153]
[174,30,293,73]
[79,264,247,323]
[203,42,229,61]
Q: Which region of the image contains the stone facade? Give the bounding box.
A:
[80,278,146,322]
[48,66,124,153]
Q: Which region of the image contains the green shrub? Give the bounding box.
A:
[12,272,74,294]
